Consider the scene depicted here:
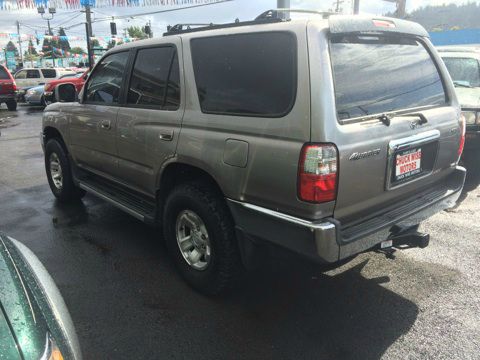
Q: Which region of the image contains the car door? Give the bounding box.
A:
[25,69,41,87]
[13,70,27,88]
[68,51,130,179]
[116,41,184,196]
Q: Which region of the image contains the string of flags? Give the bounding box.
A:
[0,0,221,10]
[0,33,138,43]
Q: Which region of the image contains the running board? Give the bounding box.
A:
[78,181,156,224]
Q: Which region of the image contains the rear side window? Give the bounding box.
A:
[85,51,129,105]
[330,35,446,121]
[42,69,57,78]
[27,70,40,79]
[191,32,297,117]
[442,57,480,88]
[127,46,180,110]
[0,66,10,80]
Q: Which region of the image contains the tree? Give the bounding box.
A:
[126,26,148,40]
[42,35,60,59]
[27,39,38,56]
[58,28,71,52]
[5,41,18,56]
[69,46,85,55]
[91,38,100,48]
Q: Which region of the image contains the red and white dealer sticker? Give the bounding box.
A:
[395,148,422,181]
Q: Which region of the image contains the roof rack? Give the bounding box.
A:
[163,17,282,36]
[163,8,333,37]
[255,8,334,20]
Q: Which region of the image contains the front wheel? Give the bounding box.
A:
[6,100,17,111]
[163,183,242,295]
[45,139,85,202]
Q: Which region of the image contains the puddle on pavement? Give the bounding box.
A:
[0,117,19,129]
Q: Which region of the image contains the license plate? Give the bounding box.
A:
[395,148,422,182]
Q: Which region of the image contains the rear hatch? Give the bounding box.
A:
[0,66,16,95]
[309,16,462,224]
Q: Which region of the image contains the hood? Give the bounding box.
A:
[0,309,21,360]
[455,87,480,109]
[0,236,50,360]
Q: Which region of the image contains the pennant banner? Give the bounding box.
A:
[0,0,222,10]
[0,32,138,43]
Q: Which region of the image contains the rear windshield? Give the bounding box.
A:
[442,57,480,88]
[0,66,10,80]
[330,35,447,121]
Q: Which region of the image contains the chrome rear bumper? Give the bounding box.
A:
[227,166,465,263]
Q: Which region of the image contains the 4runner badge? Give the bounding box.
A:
[349,149,381,161]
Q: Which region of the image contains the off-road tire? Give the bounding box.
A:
[45,139,85,202]
[6,100,17,111]
[163,182,242,295]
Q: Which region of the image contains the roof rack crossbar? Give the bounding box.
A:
[255,8,334,20]
[163,17,282,36]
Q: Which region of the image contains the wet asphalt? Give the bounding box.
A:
[0,105,479,360]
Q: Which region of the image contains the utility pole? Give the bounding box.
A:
[82,4,94,68]
[16,21,23,66]
[353,0,360,14]
[382,0,406,18]
[277,0,290,20]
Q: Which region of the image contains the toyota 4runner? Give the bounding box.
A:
[41,12,466,294]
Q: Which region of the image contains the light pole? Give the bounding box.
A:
[37,6,56,66]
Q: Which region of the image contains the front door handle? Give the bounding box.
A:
[100,120,111,130]
[159,130,174,141]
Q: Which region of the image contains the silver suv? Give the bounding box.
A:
[41,12,466,294]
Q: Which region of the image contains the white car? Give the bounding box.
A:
[14,67,75,90]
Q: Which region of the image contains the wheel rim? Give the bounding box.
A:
[175,210,211,271]
[49,153,63,190]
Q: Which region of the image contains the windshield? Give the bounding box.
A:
[330,35,447,120]
[442,57,480,88]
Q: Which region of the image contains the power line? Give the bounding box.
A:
[51,12,83,29]
[92,0,234,23]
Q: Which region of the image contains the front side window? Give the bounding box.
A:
[85,52,129,105]
[330,35,447,121]
[442,57,480,88]
[0,66,10,80]
[26,70,40,79]
[127,46,180,109]
[15,70,26,79]
[191,32,297,117]
[42,69,57,78]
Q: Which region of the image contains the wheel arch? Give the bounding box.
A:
[43,126,68,153]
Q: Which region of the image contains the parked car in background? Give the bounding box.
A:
[44,71,88,103]
[43,13,465,295]
[25,84,48,106]
[14,68,76,101]
[0,232,82,359]
[0,64,17,110]
[438,46,480,162]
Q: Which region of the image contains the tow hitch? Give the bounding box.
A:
[375,225,430,260]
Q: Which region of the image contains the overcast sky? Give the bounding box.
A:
[0,0,475,51]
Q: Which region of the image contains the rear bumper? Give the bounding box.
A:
[227,166,466,263]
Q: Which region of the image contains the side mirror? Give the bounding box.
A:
[55,84,77,103]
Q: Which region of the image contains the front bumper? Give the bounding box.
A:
[227,166,466,264]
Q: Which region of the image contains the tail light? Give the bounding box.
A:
[12,81,16,91]
[458,113,466,160]
[298,144,338,203]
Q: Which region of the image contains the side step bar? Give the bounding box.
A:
[77,179,156,224]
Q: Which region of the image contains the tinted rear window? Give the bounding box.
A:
[330,35,446,121]
[191,32,297,117]
[0,67,9,80]
[41,69,57,78]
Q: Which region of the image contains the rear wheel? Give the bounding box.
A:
[6,100,17,111]
[163,182,242,295]
[45,139,85,202]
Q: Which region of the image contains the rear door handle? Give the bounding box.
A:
[159,130,174,141]
[100,120,111,130]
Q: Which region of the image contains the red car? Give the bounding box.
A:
[0,65,17,111]
[44,71,89,103]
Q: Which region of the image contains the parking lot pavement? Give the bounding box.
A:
[0,105,479,359]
